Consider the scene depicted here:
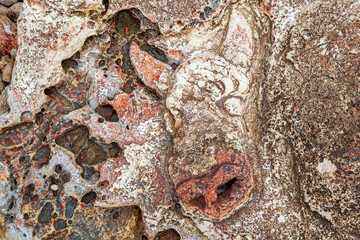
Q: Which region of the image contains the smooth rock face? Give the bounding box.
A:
[0,0,17,7]
[0,0,359,239]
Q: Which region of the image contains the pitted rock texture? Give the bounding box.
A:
[0,0,359,239]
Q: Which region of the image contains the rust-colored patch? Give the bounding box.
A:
[0,14,17,55]
[175,148,253,220]
[0,122,35,148]
[130,42,171,96]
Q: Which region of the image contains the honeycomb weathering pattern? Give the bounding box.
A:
[0,0,359,239]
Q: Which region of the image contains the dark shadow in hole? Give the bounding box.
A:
[61,59,78,71]
[154,228,181,240]
[217,178,236,197]
[139,44,168,64]
[102,0,109,11]
[44,87,73,109]
[115,10,141,37]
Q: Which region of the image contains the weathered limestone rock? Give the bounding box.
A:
[0,0,358,239]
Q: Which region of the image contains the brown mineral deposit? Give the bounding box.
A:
[0,56,13,83]
[0,14,17,55]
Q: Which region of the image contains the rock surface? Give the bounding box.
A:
[0,0,17,7]
[0,0,359,239]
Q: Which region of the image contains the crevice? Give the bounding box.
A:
[102,0,109,12]
[217,177,236,197]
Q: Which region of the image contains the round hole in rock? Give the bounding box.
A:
[112,211,120,219]
[216,178,237,197]
[154,229,181,240]
[54,164,62,173]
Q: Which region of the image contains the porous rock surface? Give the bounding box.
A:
[0,0,359,239]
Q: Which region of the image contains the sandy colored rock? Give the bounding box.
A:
[6,2,22,21]
[0,56,13,83]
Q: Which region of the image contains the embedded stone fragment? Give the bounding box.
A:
[38,202,54,224]
[283,1,360,235]
[55,126,89,153]
[32,144,52,168]
[0,122,35,148]
[95,104,119,122]
[0,55,14,83]
[80,191,97,204]
[76,139,108,166]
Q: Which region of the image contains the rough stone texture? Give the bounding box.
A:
[0,0,359,239]
[0,56,13,83]
[0,14,17,56]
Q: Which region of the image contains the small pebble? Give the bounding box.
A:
[0,0,17,7]
[50,184,59,191]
